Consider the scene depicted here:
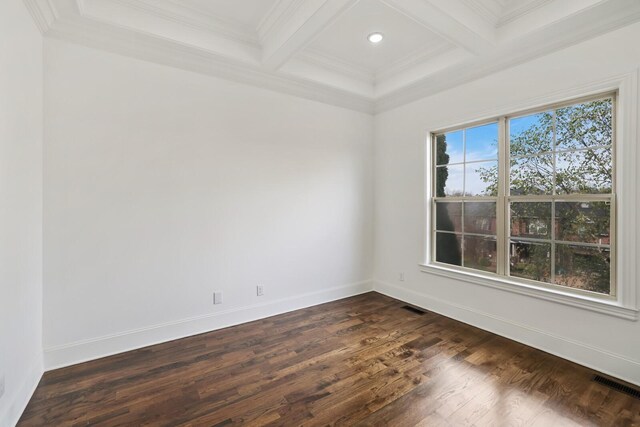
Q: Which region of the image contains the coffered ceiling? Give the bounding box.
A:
[24,0,640,113]
[180,0,278,28]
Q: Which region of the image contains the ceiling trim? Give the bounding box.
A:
[375,42,453,82]
[497,0,554,27]
[376,0,640,112]
[298,48,375,84]
[111,0,260,46]
[460,0,501,26]
[76,0,262,64]
[261,0,360,70]
[381,0,496,54]
[257,0,304,44]
[45,6,374,114]
[23,0,58,33]
[22,0,640,116]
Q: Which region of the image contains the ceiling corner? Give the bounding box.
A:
[23,0,59,34]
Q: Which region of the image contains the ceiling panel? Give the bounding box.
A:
[178,0,277,29]
[304,0,452,72]
[463,0,553,26]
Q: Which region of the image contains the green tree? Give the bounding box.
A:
[478,99,612,293]
[435,134,462,266]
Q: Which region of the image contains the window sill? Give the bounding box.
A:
[419,264,638,321]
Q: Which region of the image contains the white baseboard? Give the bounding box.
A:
[1,357,43,427]
[44,280,373,371]
[374,279,640,387]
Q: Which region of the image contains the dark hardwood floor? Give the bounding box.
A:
[18,292,640,426]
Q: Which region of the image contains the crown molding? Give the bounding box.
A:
[22,0,640,116]
[45,13,374,114]
[459,0,558,29]
[460,0,500,26]
[375,0,640,113]
[116,0,259,46]
[257,0,305,44]
[381,0,495,55]
[261,0,359,70]
[23,0,59,33]
[79,0,259,49]
[74,0,262,65]
[375,41,454,82]
[497,0,553,27]
[299,48,375,84]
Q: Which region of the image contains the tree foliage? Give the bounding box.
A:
[437,99,613,293]
[477,100,612,197]
[501,100,612,293]
[435,135,462,266]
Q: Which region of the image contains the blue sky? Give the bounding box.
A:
[438,115,550,196]
[439,114,546,166]
[439,122,498,195]
[440,122,498,166]
[439,162,497,196]
[438,108,611,196]
[466,123,498,161]
[510,113,545,138]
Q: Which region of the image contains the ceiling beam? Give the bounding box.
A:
[376,0,640,112]
[261,0,360,70]
[380,0,496,54]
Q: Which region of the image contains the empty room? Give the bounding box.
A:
[3,0,640,425]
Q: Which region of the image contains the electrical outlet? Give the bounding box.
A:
[399,272,405,282]
[213,291,223,305]
[0,374,5,400]
[257,285,264,296]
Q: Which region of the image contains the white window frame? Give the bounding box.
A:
[420,72,639,321]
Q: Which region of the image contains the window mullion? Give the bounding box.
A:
[461,129,466,268]
[497,117,508,276]
[430,134,436,264]
[551,111,557,284]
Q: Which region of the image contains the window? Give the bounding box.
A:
[430,94,615,297]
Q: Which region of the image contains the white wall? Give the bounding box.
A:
[374,23,640,385]
[43,39,374,368]
[0,1,44,426]
[26,10,640,419]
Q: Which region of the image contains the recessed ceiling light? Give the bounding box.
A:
[367,32,384,44]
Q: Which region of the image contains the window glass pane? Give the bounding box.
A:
[436,164,464,197]
[556,99,612,151]
[436,232,462,266]
[466,123,498,161]
[435,202,462,233]
[556,147,612,194]
[464,202,496,235]
[465,161,497,196]
[509,112,553,156]
[464,236,497,273]
[555,244,610,294]
[510,202,551,239]
[556,201,610,244]
[432,96,615,296]
[436,131,464,165]
[510,155,553,195]
[509,240,551,283]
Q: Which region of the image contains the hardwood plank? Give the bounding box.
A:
[17,292,640,426]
